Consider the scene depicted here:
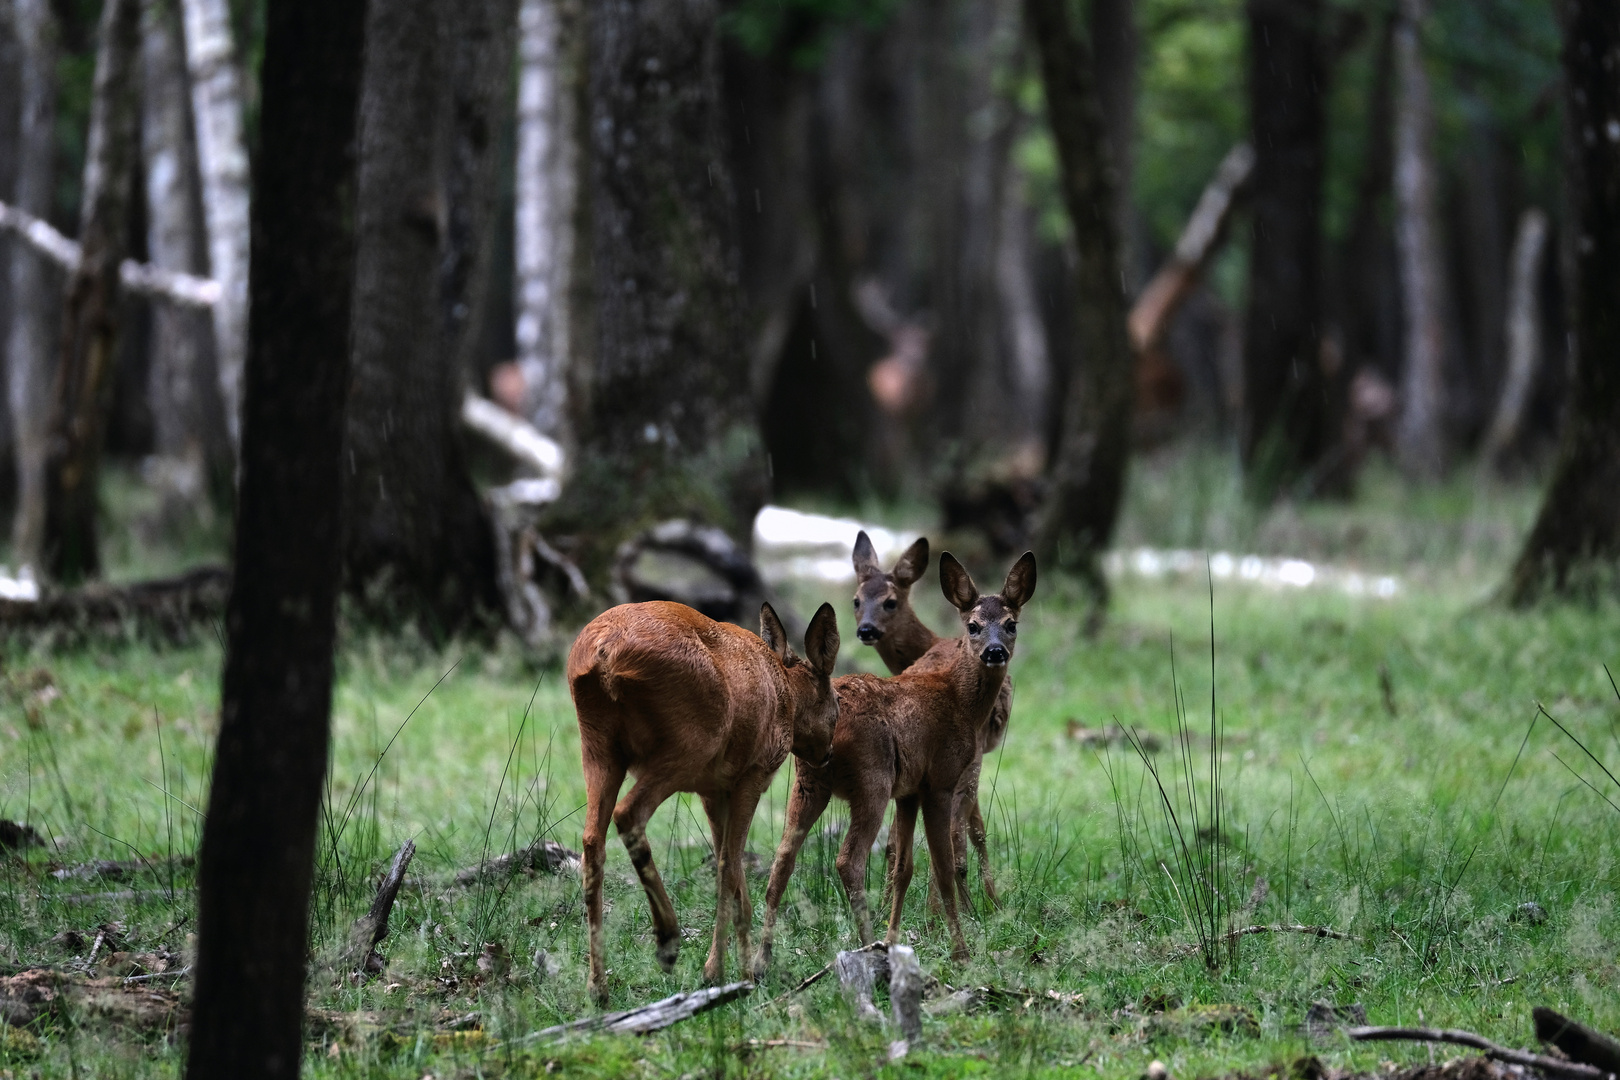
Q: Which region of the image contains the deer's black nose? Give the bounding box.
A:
[982,644,1009,666]
[857,624,882,643]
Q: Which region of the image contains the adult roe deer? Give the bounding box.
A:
[569,599,840,1006]
[850,531,1011,911]
[754,551,1036,975]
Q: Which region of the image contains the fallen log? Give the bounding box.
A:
[1533,1008,1620,1075]
[1349,1025,1616,1080]
[505,980,754,1044]
[0,566,229,641]
[461,391,564,479]
[452,839,580,886]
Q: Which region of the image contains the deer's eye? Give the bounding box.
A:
[883,599,897,611]
[968,621,982,635]
[853,597,860,610]
[1005,620,1017,633]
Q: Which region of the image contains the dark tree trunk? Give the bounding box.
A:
[1024,0,1135,591]
[1241,0,1327,501]
[547,0,766,576]
[0,4,18,491]
[1090,0,1139,288]
[1506,0,1620,603]
[42,0,142,584]
[343,0,502,634]
[7,0,57,573]
[182,0,365,1075]
[141,0,230,516]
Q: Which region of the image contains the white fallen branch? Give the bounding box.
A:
[0,197,221,309]
[461,391,565,479]
[505,981,754,1044]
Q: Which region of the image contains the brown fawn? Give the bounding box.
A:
[754,551,1036,974]
[851,531,1011,912]
[569,599,840,1006]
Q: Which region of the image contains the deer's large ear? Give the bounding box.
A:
[939,552,980,612]
[893,536,930,588]
[1001,551,1037,609]
[759,602,790,661]
[804,602,841,675]
[852,531,881,581]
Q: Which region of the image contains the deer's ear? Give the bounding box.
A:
[804,602,841,675]
[759,602,789,661]
[852,531,881,580]
[939,552,979,612]
[1001,551,1037,609]
[893,536,930,587]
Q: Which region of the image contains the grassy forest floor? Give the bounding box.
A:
[2,448,1619,1078]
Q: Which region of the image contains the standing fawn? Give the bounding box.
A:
[755,552,1036,975]
[851,531,1011,911]
[569,599,840,1007]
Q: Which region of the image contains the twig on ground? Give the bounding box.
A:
[452,839,580,886]
[1533,1008,1620,1074]
[123,966,190,984]
[53,890,171,905]
[765,941,886,1007]
[503,981,754,1044]
[1348,1025,1617,1080]
[738,1039,829,1052]
[1172,923,1351,956]
[343,840,416,977]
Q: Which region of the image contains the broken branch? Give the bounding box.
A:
[461,392,565,479]
[452,838,579,886]
[505,980,754,1044]
[1348,1026,1616,1080]
[343,840,415,976]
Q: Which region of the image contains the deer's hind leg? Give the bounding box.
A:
[837,785,890,947]
[613,772,683,973]
[581,752,626,1008]
[756,764,831,979]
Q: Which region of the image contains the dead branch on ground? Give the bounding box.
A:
[1349,1025,1616,1080]
[504,980,754,1044]
[342,840,415,978]
[451,839,579,886]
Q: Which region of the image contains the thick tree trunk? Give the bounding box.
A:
[1090,0,1139,288]
[343,0,501,633]
[1505,0,1620,603]
[141,0,228,517]
[0,2,18,480]
[1024,0,1135,589]
[546,0,767,578]
[43,0,143,584]
[1242,0,1327,500]
[180,0,250,453]
[1391,0,1447,480]
[183,0,365,1075]
[6,0,56,571]
[513,0,580,446]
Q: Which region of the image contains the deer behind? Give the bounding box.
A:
[755,552,1036,974]
[852,531,1012,910]
[569,599,840,1006]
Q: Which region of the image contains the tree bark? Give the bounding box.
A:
[1505,0,1620,604]
[43,0,143,584]
[343,0,502,634]
[513,0,580,446]
[1024,0,1135,590]
[1242,0,1328,500]
[180,0,250,453]
[546,0,767,578]
[1482,207,1548,468]
[183,0,365,1075]
[141,0,228,516]
[1090,0,1139,288]
[1391,0,1447,480]
[0,1,19,482]
[5,0,57,572]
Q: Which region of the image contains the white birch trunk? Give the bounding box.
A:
[180,0,249,452]
[1482,207,1548,466]
[1392,0,1447,480]
[142,0,218,510]
[514,0,577,446]
[6,0,56,571]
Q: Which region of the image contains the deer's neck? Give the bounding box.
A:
[875,607,942,674]
[948,638,1008,724]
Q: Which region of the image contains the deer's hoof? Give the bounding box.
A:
[588,975,610,1008]
[702,957,724,984]
[655,935,680,972]
[751,945,772,982]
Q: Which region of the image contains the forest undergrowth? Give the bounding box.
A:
[1,463,1617,1079]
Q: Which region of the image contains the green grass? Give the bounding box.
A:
[2,454,1619,1078]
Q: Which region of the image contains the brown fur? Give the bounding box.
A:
[850,532,1013,910]
[569,599,840,1007]
[755,552,1036,975]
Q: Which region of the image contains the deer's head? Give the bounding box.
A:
[939,551,1037,669]
[761,601,841,764]
[851,532,929,645]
